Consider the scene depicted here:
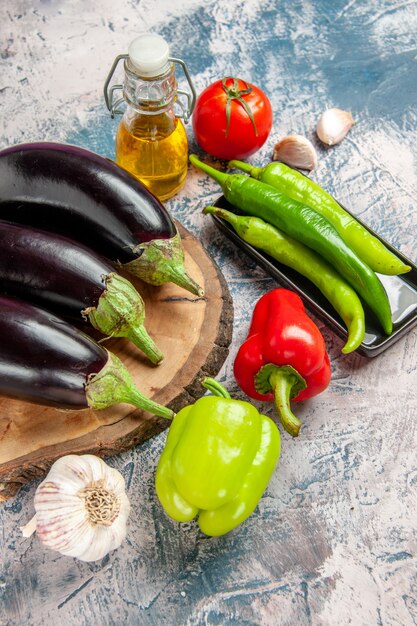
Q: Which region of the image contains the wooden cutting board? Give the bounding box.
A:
[0,224,233,500]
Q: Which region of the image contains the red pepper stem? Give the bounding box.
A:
[201,377,231,399]
[269,368,303,437]
[254,364,306,437]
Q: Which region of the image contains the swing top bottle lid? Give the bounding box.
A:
[128,33,170,77]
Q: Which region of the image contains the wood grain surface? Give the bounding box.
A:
[0,224,233,500]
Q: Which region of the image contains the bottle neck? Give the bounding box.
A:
[123,59,177,115]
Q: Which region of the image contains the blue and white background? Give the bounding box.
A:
[1,1,417,624]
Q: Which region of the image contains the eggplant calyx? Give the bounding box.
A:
[84,273,164,365]
[125,233,204,297]
[85,350,175,418]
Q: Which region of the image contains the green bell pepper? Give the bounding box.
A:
[155,378,281,536]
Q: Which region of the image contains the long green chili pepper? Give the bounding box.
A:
[229,159,410,276]
[203,205,366,354]
[190,154,393,335]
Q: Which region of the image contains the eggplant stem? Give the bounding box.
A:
[125,233,204,297]
[86,273,164,364]
[85,351,174,419]
[126,326,163,364]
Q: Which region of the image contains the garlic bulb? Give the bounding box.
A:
[21,454,130,562]
[272,134,318,170]
[316,108,354,146]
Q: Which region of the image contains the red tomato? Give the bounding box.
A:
[192,77,273,160]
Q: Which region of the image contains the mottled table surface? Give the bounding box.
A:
[1,1,417,625]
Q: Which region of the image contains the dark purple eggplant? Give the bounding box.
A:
[0,295,174,417]
[0,142,203,296]
[0,220,163,364]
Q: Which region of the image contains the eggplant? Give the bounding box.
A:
[0,220,163,364]
[0,142,203,296]
[0,295,174,417]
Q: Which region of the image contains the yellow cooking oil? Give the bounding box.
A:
[116,109,188,202]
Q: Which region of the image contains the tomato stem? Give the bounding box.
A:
[221,77,258,138]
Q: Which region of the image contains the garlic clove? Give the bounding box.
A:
[272,134,318,171]
[39,515,95,557]
[44,454,94,493]
[316,108,354,146]
[79,521,126,562]
[63,522,105,561]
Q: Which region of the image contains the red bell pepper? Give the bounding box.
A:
[234,288,331,437]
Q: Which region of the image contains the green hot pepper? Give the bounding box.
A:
[230,159,410,276]
[155,378,280,536]
[203,205,365,354]
[190,154,393,336]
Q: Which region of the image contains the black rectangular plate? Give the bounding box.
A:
[212,195,417,357]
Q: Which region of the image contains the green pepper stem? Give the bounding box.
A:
[203,205,255,242]
[189,155,229,187]
[201,377,231,399]
[85,351,175,419]
[228,159,262,179]
[203,205,238,225]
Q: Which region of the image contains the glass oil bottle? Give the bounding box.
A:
[104,33,196,201]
